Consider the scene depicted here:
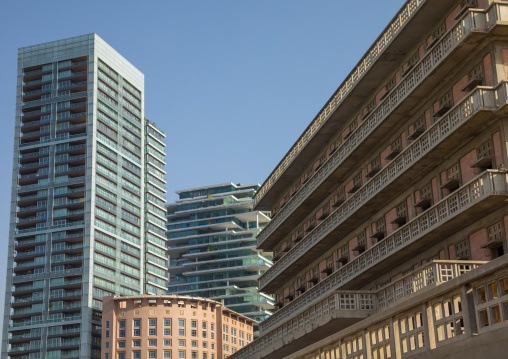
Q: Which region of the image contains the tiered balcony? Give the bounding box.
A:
[259,82,508,293]
[231,259,492,359]
[258,170,508,337]
[256,4,508,251]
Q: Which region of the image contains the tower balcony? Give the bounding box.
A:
[255,5,508,250]
[258,170,508,336]
[259,82,507,293]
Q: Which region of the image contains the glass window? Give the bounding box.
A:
[192,341,197,347]
[192,330,197,337]
[164,340,172,346]
[179,319,185,327]
[119,330,125,337]
[179,351,185,359]
[106,342,109,348]
[192,352,197,359]
[164,319,171,327]
[179,340,185,346]
[106,321,110,328]
[118,353,125,359]
[106,330,109,338]
[133,340,141,347]
[149,351,156,358]
[133,352,141,359]
[179,329,185,336]
[164,328,171,336]
[118,342,125,348]
[191,320,197,328]
[134,319,141,327]
[164,351,172,358]
[149,319,157,327]
[119,320,126,328]
[133,329,141,336]
[149,328,156,336]
[149,340,157,346]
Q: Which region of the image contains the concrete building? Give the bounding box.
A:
[2,34,168,359]
[101,294,255,359]
[230,1,508,358]
[166,183,274,324]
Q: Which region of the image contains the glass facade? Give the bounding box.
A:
[2,34,168,359]
[166,183,274,325]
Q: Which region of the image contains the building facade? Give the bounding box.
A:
[166,183,274,324]
[231,0,508,358]
[2,34,168,359]
[101,294,255,359]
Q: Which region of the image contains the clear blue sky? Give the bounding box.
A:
[0,0,405,335]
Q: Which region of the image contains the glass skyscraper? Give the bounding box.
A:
[166,183,274,324]
[2,34,168,359]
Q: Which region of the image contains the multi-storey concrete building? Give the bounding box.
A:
[2,34,168,359]
[101,294,255,359]
[166,183,274,324]
[231,1,508,358]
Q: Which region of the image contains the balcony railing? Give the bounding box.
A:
[231,258,495,359]
[12,267,83,283]
[258,83,504,292]
[256,8,491,248]
[259,171,508,335]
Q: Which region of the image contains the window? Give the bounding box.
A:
[164,319,171,327]
[164,328,171,335]
[192,352,197,359]
[149,351,156,358]
[119,330,125,337]
[118,342,125,348]
[179,340,185,346]
[133,329,141,336]
[202,331,207,338]
[118,353,125,359]
[179,319,185,327]
[149,319,157,327]
[133,340,141,347]
[149,328,156,336]
[149,339,157,346]
[133,352,141,359]
[106,321,110,328]
[179,329,185,336]
[191,320,197,328]
[203,342,207,349]
[134,319,141,327]
[106,342,109,348]
[119,320,126,328]
[106,330,109,338]
[192,341,197,347]
[164,340,172,346]
[164,351,172,358]
[179,351,185,359]
[211,324,214,331]
[191,330,197,337]
[203,354,207,359]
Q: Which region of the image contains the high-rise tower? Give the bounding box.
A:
[166,183,274,324]
[2,34,168,359]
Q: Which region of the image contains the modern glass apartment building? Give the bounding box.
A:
[166,183,274,323]
[2,34,168,359]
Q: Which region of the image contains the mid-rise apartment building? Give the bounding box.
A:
[2,34,168,359]
[101,294,255,359]
[166,183,274,324]
[231,0,508,358]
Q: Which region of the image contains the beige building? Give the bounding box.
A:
[230,0,508,358]
[101,295,254,359]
